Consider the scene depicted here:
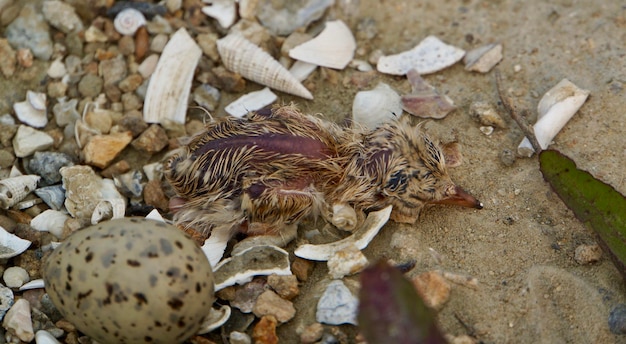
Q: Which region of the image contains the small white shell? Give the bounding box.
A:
[289,60,318,82]
[0,175,40,209]
[35,330,62,344]
[225,87,277,118]
[213,245,291,291]
[289,20,356,69]
[14,91,47,128]
[90,199,126,225]
[144,28,202,124]
[197,305,231,334]
[145,209,166,222]
[377,36,465,75]
[201,0,237,28]
[3,266,30,288]
[27,90,47,110]
[464,43,503,73]
[0,225,31,259]
[217,33,313,99]
[294,205,391,261]
[19,279,45,291]
[352,83,402,129]
[331,203,358,232]
[30,210,70,238]
[517,79,590,156]
[113,8,147,36]
[201,225,233,268]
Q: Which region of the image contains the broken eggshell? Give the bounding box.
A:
[464,43,503,73]
[377,36,465,75]
[213,245,291,291]
[352,83,402,129]
[401,69,456,119]
[289,20,356,69]
[517,79,590,157]
[30,209,70,238]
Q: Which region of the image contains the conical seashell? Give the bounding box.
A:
[0,175,40,209]
[377,36,465,75]
[113,8,146,36]
[289,20,356,69]
[13,91,47,128]
[144,28,202,124]
[30,209,69,238]
[201,0,237,28]
[352,83,402,129]
[217,33,313,99]
[34,185,66,211]
[401,69,456,119]
[225,87,277,118]
[0,225,31,259]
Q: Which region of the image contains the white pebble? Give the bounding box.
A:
[316,280,358,325]
[35,330,62,344]
[2,299,34,343]
[3,266,30,288]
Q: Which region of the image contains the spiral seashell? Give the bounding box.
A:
[217,33,313,99]
[0,175,40,209]
[113,8,147,36]
[331,203,358,232]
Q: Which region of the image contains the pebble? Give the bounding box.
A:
[84,109,114,134]
[193,84,221,111]
[412,270,451,309]
[35,330,62,344]
[196,33,220,61]
[327,246,369,279]
[146,15,173,34]
[82,131,133,168]
[212,66,246,92]
[118,111,149,137]
[100,160,131,179]
[2,298,35,342]
[138,53,159,78]
[122,92,142,111]
[150,33,169,53]
[291,257,314,281]
[12,125,54,158]
[253,289,296,323]
[256,0,333,35]
[499,148,516,167]
[47,81,68,98]
[229,331,252,344]
[118,35,135,56]
[28,151,75,185]
[114,170,143,198]
[0,283,14,319]
[78,73,104,98]
[574,244,602,264]
[300,322,324,344]
[0,38,16,77]
[470,102,507,128]
[267,274,299,300]
[118,74,143,93]
[5,5,53,60]
[143,179,169,211]
[42,1,83,34]
[231,278,267,313]
[316,280,358,325]
[0,149,15,168]
[252,315,278,344]
[131,124,168,153]
[99,55,127,86]
[609,304,626,334]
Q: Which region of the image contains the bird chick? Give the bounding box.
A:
[164,106,482,241]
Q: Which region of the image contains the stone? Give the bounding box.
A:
[84,109,114,134]
[150,34,169,53]
[193,84,221,111]
[609,304,626,334]
[327,246,369,279]
[138,54,159,78]
[143,179,169,211]
[99,55,127,85]
[42,1,83,34]
[469,101,507,128]
[574,244,602,264]
[0,123,17,147]
[229,331,251,344]
[300,322,324,344]
[252,315,278,344]
[78,74,104,98]
[412,270,451,309]
[47,81,68,98]
[0,38,16,77]
[0,283,14,319]
[212,66,246,92]
[118,74,143,93]
[316,280,358,325]
[196,33,220,61]
[0,149,15,168]
[230,279,267,313]
[28,151,75,185]
[100,160,131,179]
[122,92,142,111]
[2,299,34,342]
[5,5,53,60]
[12,125,54,158]
[118,35,135,56]
[267,274,299,300]
[82,131,133,169]
[256,0,332,36]
[131,124,168,153]
[118,112,149,137]
[291,257,314,281]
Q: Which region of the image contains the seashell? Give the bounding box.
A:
[401,69,456,119]
[30,209,70,238]
[145,208,165,222]
[352,83,402,129]
[0,225,31,259]
[288,20,356,69]
[13,125,55,158]
[331,203,358,232]
[144,28,202,124]
[294,205,391,261]
[90,199,126,225]
[349,59,374,72]
[213,245,291,291]
[0,175,40,209]
[201,0,237,29]
[201,225,233,268]
[3,266,30,288]
[289,60,317,82]
[34,185,66,211]
[13,91,47,128]
[74,119,100,149]
[35,330,62,344]
[377,36,465,75]
[217,33,313,99]
[19,279,45,291]
[15,198,42,210]
[197,304,231,334]
[517,79,590,157]
[464,43,503,73]
[113,8,147,36]
[52,97,80,127]
[225,87,277,118]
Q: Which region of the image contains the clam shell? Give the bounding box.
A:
[113,8,146,36]
[377,36,465,75]
[30,209,69,238]
[0,175,40,209]
[201,0,237,28]
[217,33,313,99]
[144,28,202,124]
[34,185,66,211]
[0,225,31,259]
[289,20,356,69]
[213,245,291,291]
[225,87,277,118]
[294,205,392,261]
[517,79,590,156]
[401,69,456,119]
[352,83,402,129]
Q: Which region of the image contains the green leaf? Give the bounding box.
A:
[358,260,446,344]
[539,150,626,280]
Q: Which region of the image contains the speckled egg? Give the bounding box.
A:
[43,218,215,344]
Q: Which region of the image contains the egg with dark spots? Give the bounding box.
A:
[42,218,215,344]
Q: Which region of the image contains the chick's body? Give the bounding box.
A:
[165,106,481,239]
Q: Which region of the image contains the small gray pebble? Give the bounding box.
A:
[499,149,516,167]
[28,151,75,185]
[609,304,626,334]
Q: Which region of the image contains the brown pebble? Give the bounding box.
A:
[118,74,143,93]
[412,271,451,309]
[118,111,149,137]
[188,336,218,344]
[215,285,237,301]
[21,289,45,310]
[16,48,33,68]
[0,215,17,233]
[212,66,246,92]
[104,83,122,102]
[291,257,314,281]
[55,319,77,333]
[143,180,169,211]
[267,274,299,300]
[131,124,169,153]
[6,209,32,225]
[100,160,131,178]
[231,278,267,313]
[252,290,296,323]
[574,244,602,264]
[118,35,135,56]
[135,26,149,61]
[83,131,133,169]
[0,39,16,77]
[300,322,324,344]
[252,315,278,344]
[94,48,117,61]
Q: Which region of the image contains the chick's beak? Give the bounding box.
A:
[432,185,483,209]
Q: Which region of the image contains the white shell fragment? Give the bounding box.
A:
[289,20,356,69]
[352,83,402,129]
[377,36,465,75]
[401,69,456,119]
[35,330,62,344]
[201,0,237,29]
[3,299,35,342]
[13,91,47,128]
[144,28,202,124]
[295,205,392,261]
[217,33,313,99]
[464,43,503,73]
[30,210,69,238]
[289,60,318,82]
[213,245,291,291]
[0,175,40,209]
[201,225,232,267]
[197,305,231,334]
[113,8,146,36]
[225,87,277,118]
[517,79,590,157]
[0,226,31,259]
[19,279,45,291]
[13,125,54,158]
[316,280,358,325]
[145,208,166,222]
